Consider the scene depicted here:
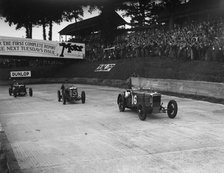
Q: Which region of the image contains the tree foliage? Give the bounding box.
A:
[150,0,184,29]
[1,0,221,40]
[0,0,84,39]
[119,0,155,27]
[0,0,127,40]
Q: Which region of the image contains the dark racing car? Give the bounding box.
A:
[9,82,33,97]
[117,89,178,121]
[57,84,86,105]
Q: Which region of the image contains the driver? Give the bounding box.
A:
[125,90,131,98]
[61,80,70,95]
[61,79,69,90]
[61,83,65,90]
[10,79,16,88]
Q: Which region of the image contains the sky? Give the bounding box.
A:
[0,8,101,41]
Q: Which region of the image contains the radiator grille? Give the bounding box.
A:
[153,96,161,107]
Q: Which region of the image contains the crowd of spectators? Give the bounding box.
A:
[1,16,224,67]
[85,16,224,62]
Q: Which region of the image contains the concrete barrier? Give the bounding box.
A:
[2,77,224,99]
[131,77,224,99]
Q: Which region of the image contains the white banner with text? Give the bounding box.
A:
[10,71,31,78]
[0,36,85,59]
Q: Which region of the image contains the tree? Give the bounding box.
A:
[44,5,84,41]
[0,0,84,40]
[0,0,38,38]
[119,0,155,27]
[0,0,126,41]
[151,0,183,29]
[32,2,84,40]
[151,0,189,29]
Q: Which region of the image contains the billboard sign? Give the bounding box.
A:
[10,71,31,78]
[0,36,85,59]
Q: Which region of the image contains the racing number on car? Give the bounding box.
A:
[132,95,137,105]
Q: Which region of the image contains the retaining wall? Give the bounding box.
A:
[1,77,224,99]
[131,77,224,99]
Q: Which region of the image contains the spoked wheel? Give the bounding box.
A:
[29,88,33,97]
[57,90,61,102]
[81,91,86,104]
[117,95,125,112]
[167,100,178,119]
[138,105,147,121]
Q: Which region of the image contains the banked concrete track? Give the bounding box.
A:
[0,84,224,173]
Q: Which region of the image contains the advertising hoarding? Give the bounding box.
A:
[0,36,85,59]
[10,71,31,78]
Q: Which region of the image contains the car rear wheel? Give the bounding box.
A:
[29,88,33,97]
[57,90,61,102]
[117,95,125,112]
[81,91,85,104]
[138,105,147,121]
[167,100,178,118]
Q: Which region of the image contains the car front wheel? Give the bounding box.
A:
[118,95,125,112]
[57,90,61,102]
[81,91,86,104]
[167,100,178,118]
[62,92,66,105]
[9,88,12,96]
[138,105,147,121]
[29,88,33,97]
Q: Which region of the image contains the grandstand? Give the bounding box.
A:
[57,1,224,83]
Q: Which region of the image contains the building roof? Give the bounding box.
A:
[59,12,127,36]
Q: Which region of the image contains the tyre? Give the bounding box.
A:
[13,90,17,97]
[167,100,178,118]
[117,94,125,112]
[81,91,86,104]
[9,88,12,96]
[29,88,33,97]
[57,90,61,102]
[62,91,66,105]
[138,105,147,121]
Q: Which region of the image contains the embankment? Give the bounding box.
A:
[1,57,224,100]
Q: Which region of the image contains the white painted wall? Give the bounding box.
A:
[131,77,224,99]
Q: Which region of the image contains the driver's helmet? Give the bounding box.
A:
[125,90,131,98]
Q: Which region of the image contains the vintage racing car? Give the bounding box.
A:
[9,82,33,97]
[117,89,178,121]
[57,84,86,105]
